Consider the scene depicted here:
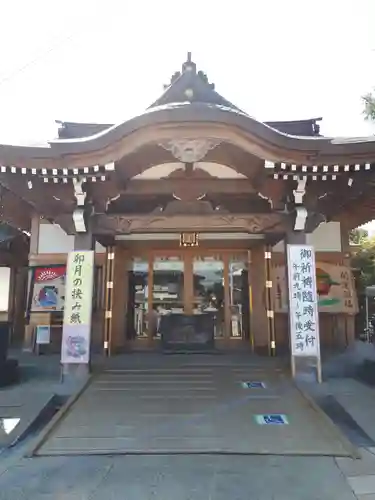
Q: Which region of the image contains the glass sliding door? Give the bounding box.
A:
[192,256,225,338]
[152,256,184,338]
[127,257,149,339]
[125,250,250,346]
[228,257,249,339]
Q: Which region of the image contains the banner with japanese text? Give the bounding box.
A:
[61,251,94,364]
[287,245,321,358]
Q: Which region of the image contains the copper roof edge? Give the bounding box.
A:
[0,103,374,160]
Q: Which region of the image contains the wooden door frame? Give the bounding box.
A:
[122,247,250,349]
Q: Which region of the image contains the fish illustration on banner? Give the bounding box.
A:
[273,262,358,314]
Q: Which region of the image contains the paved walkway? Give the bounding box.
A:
[1,352,375,498]
[308,377,375,499]
[0,453,359,500]
[35,357,352,456]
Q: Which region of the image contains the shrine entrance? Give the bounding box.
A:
[121,248,251,350]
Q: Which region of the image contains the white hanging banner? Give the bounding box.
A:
[61,251,95,364]
[287,244,321,381]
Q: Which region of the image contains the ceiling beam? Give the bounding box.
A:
[124,178,256,195]
[0,188,31,231]
[0,174,75,220]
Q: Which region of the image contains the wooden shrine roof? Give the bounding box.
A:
[1,102,375,167]
[0,54,375,235]
[56,117,322,140]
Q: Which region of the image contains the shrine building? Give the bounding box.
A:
[0,53,371,360]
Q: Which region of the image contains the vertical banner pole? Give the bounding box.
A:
[291,353,296,379]
[317,354,322,384]
[61,251,95,367]
[287,244,321,383]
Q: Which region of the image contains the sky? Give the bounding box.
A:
[0,0,374,144]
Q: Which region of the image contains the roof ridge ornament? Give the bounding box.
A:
[182,52,196,74]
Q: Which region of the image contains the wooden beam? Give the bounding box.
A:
[124,178,257,195]
[0,174,75,218]
[93,212,286,235]
[1,188,31,231]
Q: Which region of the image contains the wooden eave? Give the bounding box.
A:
[1,104,375,170]
[0,103,374,231]
[56,117,322,139]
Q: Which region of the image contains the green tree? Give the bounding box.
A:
[349,228,369,245]
[363,91,375,121]
[351,236,375,313]
[351,237,375,330]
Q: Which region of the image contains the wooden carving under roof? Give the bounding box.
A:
[93,213,284,235]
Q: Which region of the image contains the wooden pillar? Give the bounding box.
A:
[184,254,193,315]
[223,254,231,342]
[110,246,127,352]
[23,215,40,349]
[250,245,269,354]
[103,246,115,356]
[264,246,276,356]
[29,215,40,254]
[147,253,154,344]
[10,266,28,346]
[340,222,356,345]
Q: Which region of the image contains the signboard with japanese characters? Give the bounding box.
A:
[287,245,321,359]
[61,251,94,364]
[272,262,358,314]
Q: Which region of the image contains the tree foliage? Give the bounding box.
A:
[351,233,375,296]
[349,228,369,245]
[363,91,375,122]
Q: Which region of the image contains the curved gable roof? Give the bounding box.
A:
[48,103,375,157]
[56,117,322,140]
[0,55,374,165]
[0,102,375,167]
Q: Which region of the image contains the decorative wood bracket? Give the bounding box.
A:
[73,178,87,207]
[72,178,87,232]
[294,207,308,231]
[293,176,307,231]
[293,176,307,205]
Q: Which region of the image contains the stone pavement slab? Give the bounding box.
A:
[311,378,375,444]
[0,394,54,449]
[35,363,353,456]
[347,475,375,496]
[0,455,357,500]
[336,449,375,477]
